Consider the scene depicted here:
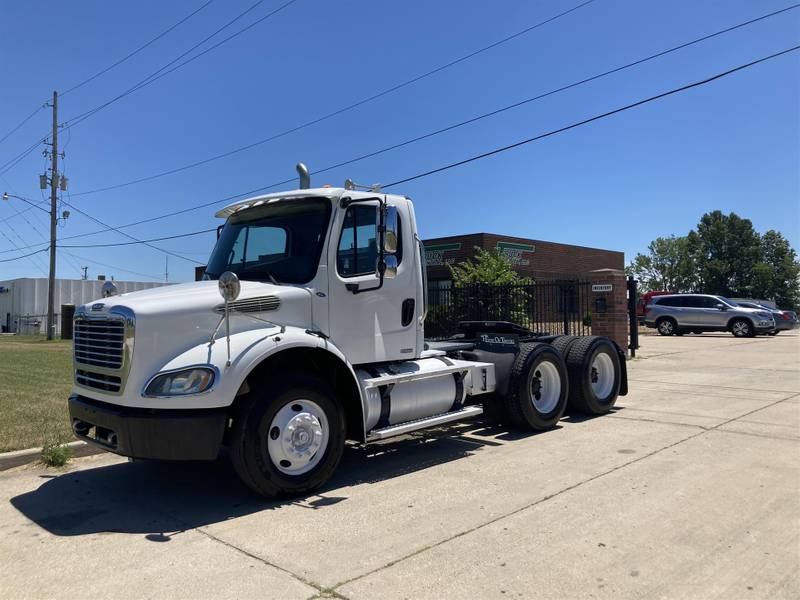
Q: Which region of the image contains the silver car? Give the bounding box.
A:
[644,294,775,337]
[735,301,798,335]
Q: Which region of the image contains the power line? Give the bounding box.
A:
[58,6,800,240]
[59,197,205,264]
[58,227,216,248]
[70,0,599,197]
[62,0,298,130]
[60,0,217,97]
[60,250,164,281]
[0,246,49,264]
[3,45,796,260]
[0,0,286,172]
[0,134,48,176]
[383,45,800,187]
[0,2,215,173]
[0,104,46,146]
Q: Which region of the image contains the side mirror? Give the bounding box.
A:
[375,255,398,280]
[383,255,398,280]
[715,303,726,310]
[218,271,241,302]
[382,205,398,254]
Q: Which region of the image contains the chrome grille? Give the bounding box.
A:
[76,369,122,393]
[74,320,125,369]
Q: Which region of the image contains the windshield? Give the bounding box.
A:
[204,197,331,284]
[717,296,740,307]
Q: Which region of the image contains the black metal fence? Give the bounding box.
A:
[426,281,594,339]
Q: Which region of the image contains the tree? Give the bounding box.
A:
[449,247,532,286]
[448,248,533,328]
[753,230,800,308]
[625,235,696,292]
[691,211,762,297]
[627,210,800,309]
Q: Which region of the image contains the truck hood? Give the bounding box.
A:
[90,280,310,319]
[80,280,314,379]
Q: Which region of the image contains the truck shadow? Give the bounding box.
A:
[10,419,545,538]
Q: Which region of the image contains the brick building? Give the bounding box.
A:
[423,232,624,286]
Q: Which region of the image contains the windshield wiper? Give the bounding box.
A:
[237,264,281,285]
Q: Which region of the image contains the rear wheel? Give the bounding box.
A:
[230,373,345,498]
[563,336,621,415]
[730,318,754,338]
[656,318,677,336]
[505,343,568,430]
[551,335,579,358]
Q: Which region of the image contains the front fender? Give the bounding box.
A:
[149,326,363,411]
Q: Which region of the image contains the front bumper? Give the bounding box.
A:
[754,321,775,333]
[68,394,227,460]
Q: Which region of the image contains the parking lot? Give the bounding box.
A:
[1,332,798,599]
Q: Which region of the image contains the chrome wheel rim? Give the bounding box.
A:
[658,320,673,334]
[530,360,561,414]
[733,321,749,336]
[590,352,615,400]
[267,399,328,476]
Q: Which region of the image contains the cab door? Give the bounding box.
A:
[326,199,420,365]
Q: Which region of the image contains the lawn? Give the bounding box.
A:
[0,336,74,452]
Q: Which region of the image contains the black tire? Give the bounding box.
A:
[505,343,568,430]
[656,317,677,336]
[551,335,579,358]
[563,336,621,415]
[730,318,754,338]
[230,373,345,498]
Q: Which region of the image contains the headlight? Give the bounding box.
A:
[144,367,216,397]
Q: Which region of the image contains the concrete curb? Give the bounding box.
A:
[0,441,106,472]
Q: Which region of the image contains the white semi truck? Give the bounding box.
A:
[68,165,627,498]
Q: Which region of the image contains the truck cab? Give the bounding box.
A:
[69,170,627,498]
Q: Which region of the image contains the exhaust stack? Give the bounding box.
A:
[296,163,310,189]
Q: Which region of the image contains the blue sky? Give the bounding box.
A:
[1,0,798,282]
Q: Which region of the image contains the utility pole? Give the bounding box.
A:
[165,256,169,282]
[46,91,58,340]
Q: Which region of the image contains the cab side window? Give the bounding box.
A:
[337,205,404,277]
[337,205,378,277]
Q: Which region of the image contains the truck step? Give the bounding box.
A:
[366,405,483,441]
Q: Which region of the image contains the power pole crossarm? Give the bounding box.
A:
[47,90,58,340]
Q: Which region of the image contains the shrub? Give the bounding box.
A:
[41,441,71,467]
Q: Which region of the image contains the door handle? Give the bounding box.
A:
[401,298,415,327]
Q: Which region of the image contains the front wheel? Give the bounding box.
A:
[730,319,754,338]
[230,373,345,498]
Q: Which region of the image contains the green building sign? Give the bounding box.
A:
[496,242,536,266]
[425,243,461,266]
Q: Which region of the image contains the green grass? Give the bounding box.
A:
[0,336,74,452]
